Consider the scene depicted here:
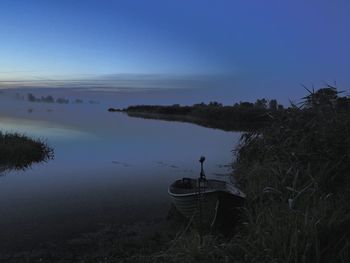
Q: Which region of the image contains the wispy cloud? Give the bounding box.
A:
[0,73,233,91]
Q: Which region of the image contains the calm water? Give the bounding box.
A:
[0,89,240,253]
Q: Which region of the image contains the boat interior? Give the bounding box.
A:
[169,178,227,195]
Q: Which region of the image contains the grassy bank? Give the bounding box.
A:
[115,87,350,262]
[227,87,350,262]
[0,132,53,172]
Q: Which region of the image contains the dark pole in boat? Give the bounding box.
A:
[198,156,205,242]
[199,156,206,180]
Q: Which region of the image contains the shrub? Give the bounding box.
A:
[0,132,54,172]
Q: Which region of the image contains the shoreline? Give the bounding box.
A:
[108,104,272,132]
[0,206,184,262]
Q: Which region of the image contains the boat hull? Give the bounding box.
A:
[169,191,219,226]
[168,178,246,227]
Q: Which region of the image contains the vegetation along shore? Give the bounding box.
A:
[0,132,53,173]
[108,98,284,131]
[108,86,350,262]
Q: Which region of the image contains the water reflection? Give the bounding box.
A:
[0,100,240,253]
[0,116,91,140]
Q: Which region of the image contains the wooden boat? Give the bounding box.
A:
[168,157,246,227]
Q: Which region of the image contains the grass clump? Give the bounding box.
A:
[231,86,350,262]
[0,132,53,172]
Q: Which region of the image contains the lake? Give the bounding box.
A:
[0,88,240,255]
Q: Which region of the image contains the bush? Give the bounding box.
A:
[0,132,54,172]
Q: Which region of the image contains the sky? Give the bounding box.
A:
[0,0,350,101]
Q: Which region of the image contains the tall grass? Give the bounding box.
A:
[0,132,53,172]
[229,87,350,262]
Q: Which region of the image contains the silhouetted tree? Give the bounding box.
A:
[240,102,254,108]
[255,98,267,109]
[269,99,278,111]
[208,101,223,107]
[41,95,54,103]
[193,102,206,107]
[27,93,36,102]
[56,98,69,104]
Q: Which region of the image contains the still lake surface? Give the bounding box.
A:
[0,89,240,253]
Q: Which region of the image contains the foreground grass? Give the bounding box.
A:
[117,87,350,263]
[0,132,53,172]
[230,88,350,262]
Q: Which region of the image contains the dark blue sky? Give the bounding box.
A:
[0,0,350,101]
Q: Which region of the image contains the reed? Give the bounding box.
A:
[0,132,54,172]
[229,86,350,262]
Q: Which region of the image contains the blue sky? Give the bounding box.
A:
[0,0,350,100]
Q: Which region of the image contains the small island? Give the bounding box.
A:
[0,132,53,173]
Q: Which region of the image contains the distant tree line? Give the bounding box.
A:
[27,93,85,104]
[109,98,286,131]
[233,98,283,111]
[109,89,350,131]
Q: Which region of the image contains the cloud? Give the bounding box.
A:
[0,73,234,91]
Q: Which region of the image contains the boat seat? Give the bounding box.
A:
[171,178,194,189]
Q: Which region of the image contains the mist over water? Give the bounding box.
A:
[0,88,240,252]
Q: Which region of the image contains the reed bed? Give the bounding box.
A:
[230,87,350,262]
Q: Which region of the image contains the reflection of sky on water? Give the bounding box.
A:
[0,90,241,252]
[0,116,92,140]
